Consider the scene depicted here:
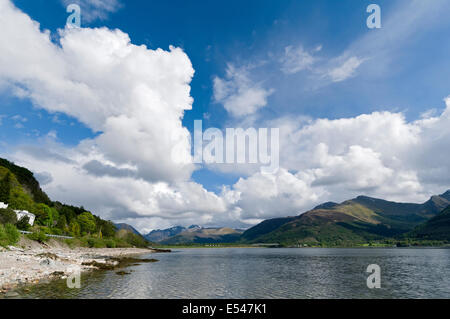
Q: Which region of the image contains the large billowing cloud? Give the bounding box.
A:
[0,0,194,183]
[223,98,450,224]
[0,0,227,233]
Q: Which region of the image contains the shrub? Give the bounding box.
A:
[0,208,17,225]
[105,239,116,248]
[16,216,31,231]
[69,220,81,237]
[77,212,96,234]
[0,225,6,246]
[95,239,106,248]
[0,172,11,203]
[27,230,48,243]
[0,224,20,247]
[64,238,75,248]
[87,237,106,248]
[5,224,20,245]
[50,228,62,235]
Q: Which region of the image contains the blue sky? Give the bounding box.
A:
[1,0,450,231]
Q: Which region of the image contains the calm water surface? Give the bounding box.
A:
[17,248,450,299]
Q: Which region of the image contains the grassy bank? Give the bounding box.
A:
[0,223,149,250]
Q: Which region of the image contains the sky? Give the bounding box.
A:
[0,0,450,233]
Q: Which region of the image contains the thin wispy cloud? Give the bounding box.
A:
[279,44,365,83]
[61,0,123,23]
[280,45,319,75]
[213,64,274,117]
[326,56,366,83]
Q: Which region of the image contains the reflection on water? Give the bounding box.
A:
[16,248,450,299]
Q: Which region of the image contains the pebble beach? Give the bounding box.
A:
[0,237,153,297]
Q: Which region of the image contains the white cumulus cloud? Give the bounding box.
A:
[0,0,228,230]
[222,97,450,223]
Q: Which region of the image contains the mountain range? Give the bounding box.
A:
[114,223,142,237]
[240,191,450,246]
[144,225,243,244]
[3,156,448,247]
[144,225,201,242]
[409,205,450,241]
[136,190,450,246]
[159,227,243,245]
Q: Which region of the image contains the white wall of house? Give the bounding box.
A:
[0,202,35,226]
[14,210,35,226]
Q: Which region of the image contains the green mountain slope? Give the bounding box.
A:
[0,158,148,247]
[144,225,200,242]
[0,158,50,205]
[408,206,450,241]
[160,227,243,245]
[114,223,142,236]
[0,166,36,213]
[242,191,450,246]
[240,217,296,242]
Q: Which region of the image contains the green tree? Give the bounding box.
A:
[0,208,17,225]
[34,204,59,227]
[56,214,68,232]
[8,186,35,213]
[69,220,81,237]
[0,224,20,247]
[16,216,31,231]
[35,203,52,226]
[77,212,96,235]
[0,172,11,203]
[49,207,59,227]
[97,220,116,238]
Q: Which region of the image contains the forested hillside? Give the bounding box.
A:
[0,158,148,248]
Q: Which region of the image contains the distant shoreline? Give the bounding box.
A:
[154,243,450,249]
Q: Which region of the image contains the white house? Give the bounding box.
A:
[14,210,36,226]
[0,202,35,226]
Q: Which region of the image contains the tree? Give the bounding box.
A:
[49,207,59,227]
[77,212,96,235]
[69,220,81,237]
[34,204,59,227]
[97,219,116,238]
[8,185,35,213]
[0,172,11,203]
[16,216,31,231]
[56,214,68,232]
[0,208,17,225]
[0,224,20,247]
[35,203,52,226]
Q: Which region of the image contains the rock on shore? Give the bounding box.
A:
[0,238,153,294]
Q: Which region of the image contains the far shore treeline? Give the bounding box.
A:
[0,158,148,248]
